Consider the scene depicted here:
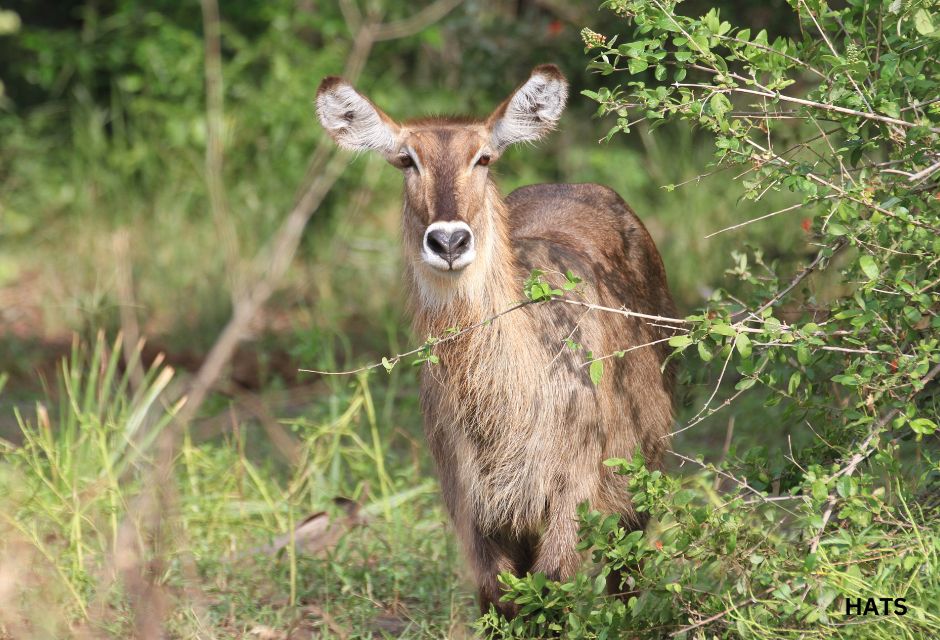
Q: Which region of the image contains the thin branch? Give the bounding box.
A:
[680,345,734,432]
[580,336,676,367]
[797,0,872,112]
[201,0,241,298]
[669,585,781,638]
[908,159,940,183]
[704,201,807,238]
[808,361,940,552]
[743,136,940,233]
[673,83,940,134]
[372,0,463,41]
[557,299,689,326]
[299,301,534,376]
[733,239,848,321]
[178,151,348,426]
[716,34,826,78]
[668,451,798,515]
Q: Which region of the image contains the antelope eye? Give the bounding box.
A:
[399,154,414,168]
[477,154,491,167]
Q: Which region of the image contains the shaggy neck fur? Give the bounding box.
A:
[406,180,557,534]
[408,180,519,337]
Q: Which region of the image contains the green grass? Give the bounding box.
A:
[0,334,475,638]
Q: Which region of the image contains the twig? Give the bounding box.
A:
[372,0,463,41]
[668,451,798,516]
[743,137,940,233]
[908,159,940,183]
[797,0,872,112]
[704,202,807,238]
[201,0,242,298]
[808,361,940,552]
[734,239,848,321]
[670,594,760,638]
[685,344,734,428]
[301,300,534,376]
[673,83,940,134]
[716,34,826,78]
[557,299,689,326]
[580,336,676,368]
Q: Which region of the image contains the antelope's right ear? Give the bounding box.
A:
[316,77,400,155]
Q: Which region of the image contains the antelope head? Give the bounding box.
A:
[316,65,568,296]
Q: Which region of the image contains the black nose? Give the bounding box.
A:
[426,228,472,263]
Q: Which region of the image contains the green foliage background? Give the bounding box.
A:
[0,0,937,638]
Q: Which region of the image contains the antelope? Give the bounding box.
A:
[316,64,677,617]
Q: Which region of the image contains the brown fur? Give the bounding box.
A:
[412,178,676,617]
[316,67,677,618]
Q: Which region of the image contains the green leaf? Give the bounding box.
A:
[836,476,854,498]
[859,255,880,280]
[709,92,732,119]
[668,334,693,348]
[697,340,713,362]
[827,222,848,236]
[590,359,604,386]
[628,58,649,74]
[797,343,811,365]
[734,333,752,358]
[593,572,607,595]
[710,323,736,337]
[910,418,937,435]
[811,480,827,501]
[788,371,801,394]
[913,9,935,36]
[381,357,394,372]
[879,100,900,119]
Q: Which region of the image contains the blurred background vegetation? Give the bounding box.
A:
[0,0,818,637]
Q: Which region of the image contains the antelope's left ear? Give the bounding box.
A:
[316,76,400,156]
[486,64,568,152]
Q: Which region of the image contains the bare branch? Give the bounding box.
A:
[704,202,807,238]
[808,361,940,552]
[372,0,463,41]
[201,0,242,297]
[301,300,534,377]
[734,239,848,322]
[674,83,940,134]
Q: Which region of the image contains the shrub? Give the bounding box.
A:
[482,1,940,637]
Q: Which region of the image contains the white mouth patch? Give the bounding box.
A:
[421,220,476,272]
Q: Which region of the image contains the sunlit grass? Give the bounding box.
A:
[0,335,470,638]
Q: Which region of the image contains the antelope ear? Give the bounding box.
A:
[316,77,400,155]
[486,64,568,152]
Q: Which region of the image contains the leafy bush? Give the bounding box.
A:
[483,0,940,637]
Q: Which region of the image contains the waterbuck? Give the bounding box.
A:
[316,64,677,617]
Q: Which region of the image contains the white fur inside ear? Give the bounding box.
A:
[316,83,398,154]
[491,72,568,151]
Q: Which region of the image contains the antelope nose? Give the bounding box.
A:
[426,228,472,263]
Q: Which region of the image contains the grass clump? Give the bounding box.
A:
[0,334,472,638]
